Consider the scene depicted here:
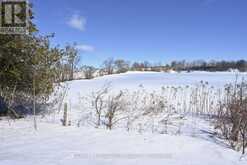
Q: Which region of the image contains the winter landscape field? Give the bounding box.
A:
[1,0,247,165]
[1,71,247,165]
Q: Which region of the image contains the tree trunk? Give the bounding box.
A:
[33,74,37,130]
[242,133,245,155]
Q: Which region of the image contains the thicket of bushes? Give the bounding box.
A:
[215,78,247,154]
[73,78,247,154]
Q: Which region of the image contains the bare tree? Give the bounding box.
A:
[131,62,144,71]
[114,59,129,73]
[81,65,96,79]
[102,58,115,75]
[65,44,80,80]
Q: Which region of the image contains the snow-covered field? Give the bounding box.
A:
[63,71,247,124]
[1,71,247,165]
[67,71,246,97]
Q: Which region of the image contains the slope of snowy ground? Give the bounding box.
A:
[61,71,246,124]
[66,71,246,102]
[0,118,246,165]
[1,71,247,165]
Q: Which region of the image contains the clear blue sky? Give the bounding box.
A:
[31,0,247,67]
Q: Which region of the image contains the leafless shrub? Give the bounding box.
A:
[78,80,241,139]
[215,77,247,154]
[91,84,110,127]
[104,90,126,130]
[79,83,111,128]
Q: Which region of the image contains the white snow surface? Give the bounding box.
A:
[1,71,247,165]
[67,71,246,100]
[0,118,245,165]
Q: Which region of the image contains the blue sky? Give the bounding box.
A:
[31,0,247,67]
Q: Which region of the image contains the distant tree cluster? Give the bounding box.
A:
[77,59,247,80]
[99,59,247,75]
[77,58,130,79]
[170,60,247,72]
[101,58,130,75]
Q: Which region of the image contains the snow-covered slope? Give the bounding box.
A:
[1,71,247,165]
[66,71,246,100]
[0,118,245,165]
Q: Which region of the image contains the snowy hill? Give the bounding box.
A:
[62,71,246,123]
[67,71,247,98]
[1,71,247,165]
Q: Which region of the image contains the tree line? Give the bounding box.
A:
[170,59,247,72]
[79,59,247,80]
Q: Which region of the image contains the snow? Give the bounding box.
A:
[67,71,246,96]
[0,118,245,165]
[62,71,246,122]
[1,71,247,165]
